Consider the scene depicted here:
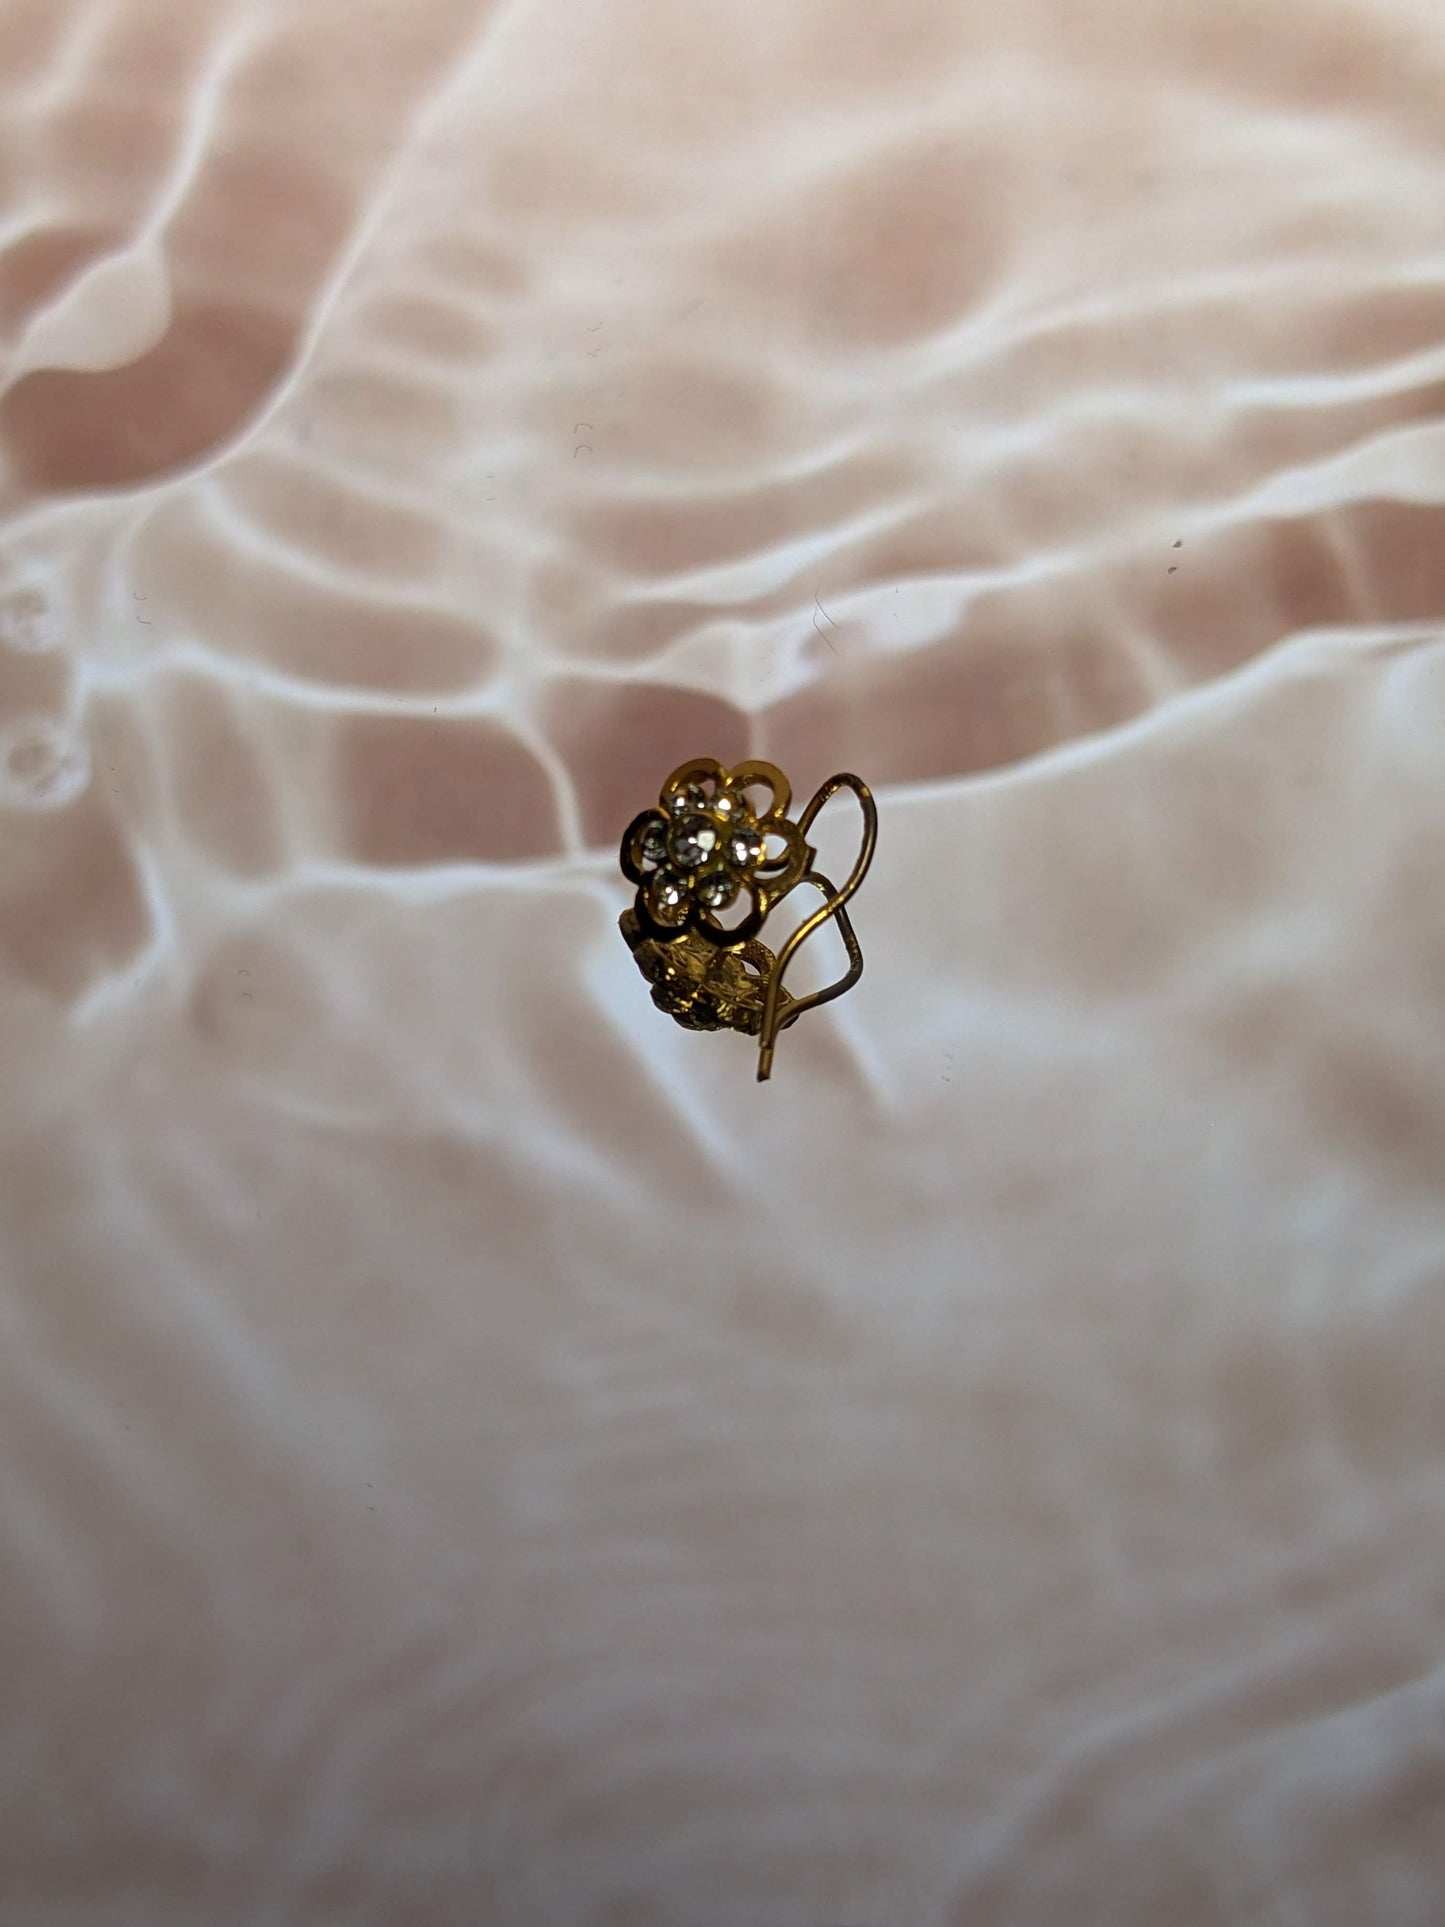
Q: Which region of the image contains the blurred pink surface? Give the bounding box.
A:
[3,1,1445,1921]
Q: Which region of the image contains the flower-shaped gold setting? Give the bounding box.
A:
[620,758,810,946]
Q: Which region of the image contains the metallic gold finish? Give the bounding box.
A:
[619,758,876,1082]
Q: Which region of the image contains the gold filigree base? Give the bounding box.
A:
[619,910,791,1036]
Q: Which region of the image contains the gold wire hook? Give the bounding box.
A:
[756,772,877,1083]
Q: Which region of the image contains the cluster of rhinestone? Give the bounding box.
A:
[635,777,767,928]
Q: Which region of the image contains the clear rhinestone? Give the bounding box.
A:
[647,871,687,920]
[670,814,719,869]
[727,828,764,869]
[696,870,737,909]
[640,819,668,866]
[668,780,709,815]
[713,790,739,818]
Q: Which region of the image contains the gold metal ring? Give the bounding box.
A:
[618,757,877,1082]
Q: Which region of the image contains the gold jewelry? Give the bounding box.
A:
[618,757,877,1082]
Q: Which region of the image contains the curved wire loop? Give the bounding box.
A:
[756,772,877,1082]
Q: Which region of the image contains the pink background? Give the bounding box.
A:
[3,1,1445,1920]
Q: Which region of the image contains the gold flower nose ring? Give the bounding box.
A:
[618,758,877,1082]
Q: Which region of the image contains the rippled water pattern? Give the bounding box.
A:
[3,1,1445,1921]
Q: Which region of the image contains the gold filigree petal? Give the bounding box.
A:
[754,815,809,889]
[620,808,669,885]
[722,759,791,827]
[695,870,765,945]
[660,756,727,816]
